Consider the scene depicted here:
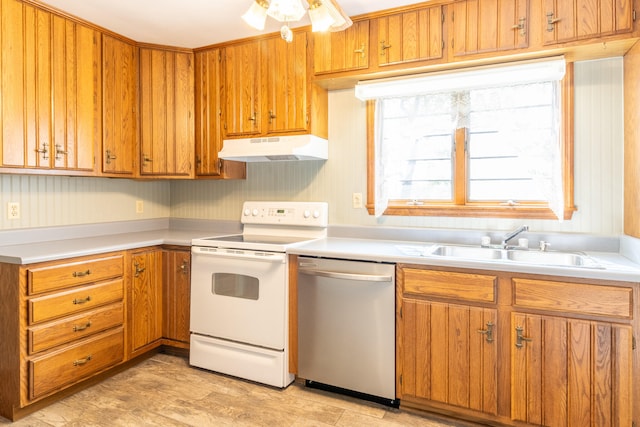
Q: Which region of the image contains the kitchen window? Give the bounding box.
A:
[357,58,576,220]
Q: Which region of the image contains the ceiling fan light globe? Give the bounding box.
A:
[308,2,335,32]
[242,0,269,30]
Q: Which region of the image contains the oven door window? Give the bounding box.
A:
[213,273,259,300]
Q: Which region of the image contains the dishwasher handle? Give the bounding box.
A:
[299,268,392,282]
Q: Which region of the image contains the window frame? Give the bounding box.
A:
[365,62,576,220]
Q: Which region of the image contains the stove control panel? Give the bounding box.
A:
[241,201,328,227]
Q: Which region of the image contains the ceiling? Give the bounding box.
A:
[34,0,422,48]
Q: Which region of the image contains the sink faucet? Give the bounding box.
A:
[502,225,529,248]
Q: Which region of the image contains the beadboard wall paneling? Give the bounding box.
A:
[0,175,170,230]
[171,58,624,235]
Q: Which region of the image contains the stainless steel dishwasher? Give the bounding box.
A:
[297,257,397,405]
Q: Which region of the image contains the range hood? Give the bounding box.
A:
[219,135,328,162]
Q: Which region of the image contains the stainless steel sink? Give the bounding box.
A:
[506,250,601,267]
[429,245,504,260]
[425,244,602,268]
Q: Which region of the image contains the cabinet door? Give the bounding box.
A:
[543,0,634,44]
[265,34,308,134]
[51,16,101,171]
[139,48,194,177]
[130,250,163,354]
[224,41,262,137]
[452,0,529,57]
[376,6,444,66]
[399,299,498,415]
[511,313,633,426]
[194,48,246,179]
[162,249,190,344]
[102,35,138,176]
[314,20,370,74]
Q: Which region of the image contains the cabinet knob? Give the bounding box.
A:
[515,326,533,348]
[35,143,49,160]
[477,321,494,343]
[180,260,189,274]
[105,150,117,165]
[55,144,68,160]
[546,12,561,32]
[134,262,146,277]
[268,110,276,124]
[512,17,526,37]
[380,41,392,55]
[354,43,366,59]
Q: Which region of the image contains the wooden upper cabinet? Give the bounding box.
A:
[373,6,445,67]
[102,35,138,176]
[543,0,634,45]
[511,313,633,426]
[224,33,327,140]
[265,33,308,134]
[194,48,245,178]
[451,0,530,58]
[139,48,194,177]
[223,40,263,137]
[1,0,100,173]
[313,20,370,74]
[51,16,101,171]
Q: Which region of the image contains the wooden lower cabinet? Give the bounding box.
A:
[397,264,638,426]
[162,248,191,346]
[0,245,194,421]
[128,248,163,357]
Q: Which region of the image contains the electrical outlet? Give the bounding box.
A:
[352,193,363,209]
[7,202,20,220]
[135,200,144,214]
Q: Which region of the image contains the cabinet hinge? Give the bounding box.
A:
[633,9,636,21]
[399,374,403,385]
[441,40,445,51]
[633,335,637,350]
[400,307,403,319]
[441,12,445,23]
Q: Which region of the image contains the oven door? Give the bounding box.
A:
[190,246,288,350]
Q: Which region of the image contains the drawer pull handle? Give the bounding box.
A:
[134,262,146,277]
[73,355,92,366]
[515,326,533,348]
[73,296,92,305]
[73,270,91,278]
[477,321,494,343]
[73,321,92,332]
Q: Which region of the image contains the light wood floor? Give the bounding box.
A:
[2,353,481,426]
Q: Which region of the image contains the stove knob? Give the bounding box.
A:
[243,208,251,216]
[303,210,311,218]
[313,210,321,219]
[252,209,259,216]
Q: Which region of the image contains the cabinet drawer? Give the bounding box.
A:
[28,303,124,354]
[29,327,124,400]
[28,255,124,295]
[513,278,633,319]
[28,279,124,325]
[403,268,497,303]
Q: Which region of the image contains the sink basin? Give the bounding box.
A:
[423,244,602,268]
[506,250,601,268]
[429,245,504,260]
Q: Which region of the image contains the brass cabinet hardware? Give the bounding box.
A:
[380,41,392,55]
[477,321,494,343]
[73,355,92,366]
[134,262,146,277]
[354,43,366,59]
[105,149,117,164]
[512,17,526,36]
[268,110,276,123]
[73,270,91,278]
[546,12,561,32]
[180,260,189,274]
[35,143,49,160]
[142,155,152,163]
[55,144,68,160]
[73,321,92,332]
[72,296,91,305]
[248,113,257,122]
[515,326,533,348]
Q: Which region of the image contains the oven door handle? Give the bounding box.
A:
[299,268,392,282]
[192,247,286,263]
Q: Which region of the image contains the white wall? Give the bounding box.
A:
[0,58,624,235]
